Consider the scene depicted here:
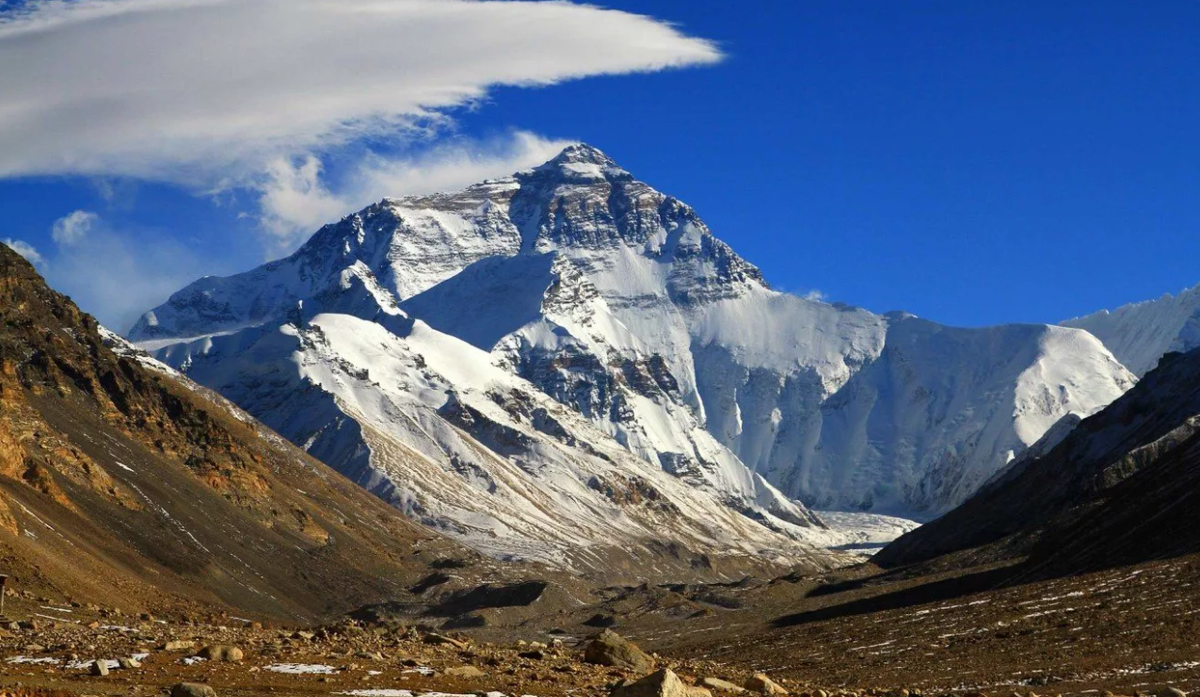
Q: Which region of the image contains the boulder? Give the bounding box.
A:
[118,657,142,669]
[197,645,244,662]
[90,660,110,677]
[423,632,469,649]
[171,683,218,697]
[445,665,486,678]
[162,640,195,651]
[701,678,747,693]
[745,674,787,696]
[612,668,712,697]
[584,629,654,672]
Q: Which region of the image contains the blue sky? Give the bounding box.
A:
[1,1,1198,332]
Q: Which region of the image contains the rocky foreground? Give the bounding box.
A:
[0,601,827,697]
[0,587,1193,697]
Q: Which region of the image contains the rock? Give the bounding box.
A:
[519,650,546,660]
[1159,689,1188,697]
[423,632,469,649]
[584,629,654,672]
[118,657,141,669]
[162,640,195,651]
[171,683,218,697]
[90,660,110,676]
[745,674,787,696]
[197,645,244,662]
[701,678,747,693]
[355,651,385,661]
[612,668,712,697]
[445,665,486,678]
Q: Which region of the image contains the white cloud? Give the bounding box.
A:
[257,132,574,249]
[51,210,100,246]
[0,0,721,188]
[2,238,45,266]
[803,289,827,302]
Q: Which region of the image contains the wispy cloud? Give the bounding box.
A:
[44,225,211,334]
[256,132,574,249]
[2,238,45,266]
[50,210,99,246]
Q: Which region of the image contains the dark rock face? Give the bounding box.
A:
[427,581,550,617]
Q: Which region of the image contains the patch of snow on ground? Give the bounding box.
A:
[266,662,337,674]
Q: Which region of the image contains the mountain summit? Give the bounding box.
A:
[131,145,1135,566]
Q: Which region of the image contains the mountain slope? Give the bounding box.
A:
[132,144,1135,537]
[1063,283,1200,376]
[152,309,839,575]
[0,242,512,621]
[875,346,1200,571]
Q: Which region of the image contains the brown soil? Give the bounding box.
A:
[657,553,1200,696]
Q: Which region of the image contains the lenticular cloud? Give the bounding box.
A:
[0,0,721,185]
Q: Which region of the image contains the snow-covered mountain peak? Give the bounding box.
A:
[527,142,630,181]
[132,144,1139,555]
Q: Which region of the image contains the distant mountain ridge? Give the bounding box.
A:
[1063,284,1200,376]
[131,144,1136,564]
[876,345,1200,573]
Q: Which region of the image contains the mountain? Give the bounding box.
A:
[875,345,1200,572]
[1063,283,1200,377]
[131,144,1135,564]
[0,242,526,622]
